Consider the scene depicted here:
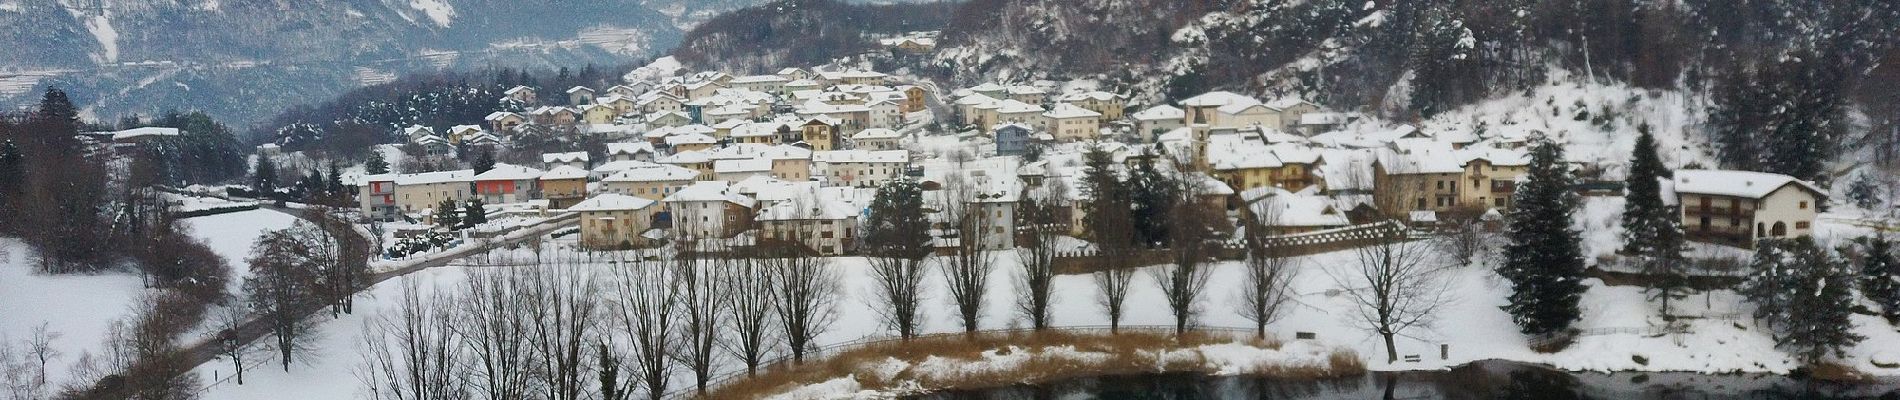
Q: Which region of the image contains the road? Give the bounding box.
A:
[89,206,578,394]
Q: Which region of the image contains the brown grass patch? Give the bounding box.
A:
[699,329,1365,399]
[1806,362,1872,382]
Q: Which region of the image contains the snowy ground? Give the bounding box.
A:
[0,238,149,390]
[192,212,1900,398]
[179,209,301,297]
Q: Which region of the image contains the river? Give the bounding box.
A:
[906,361,1900,399]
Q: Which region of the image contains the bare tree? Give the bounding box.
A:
[456,268,536,399]
[1435,206,1494,266]
[1151,179,1221,335]
[719,248,778,375]
[670,242,727,395]
[763,241,840,364]
[304,205,372,317]
[1014,192,1064,330]
[1329,225,1454,363]
[938,176,996,333]
[1236,216,1299,339]
[613,256,676,400]
[243,229,320,371]
[24,323,57,392]
[357,278,465,400]
[210,307,255,386]
[523,257,602,400]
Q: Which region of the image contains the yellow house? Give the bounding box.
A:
[571,194,660,250]
[801,119,839,151]
[600,164,700,200]
[540,166,591,209]
[580,104,617,125]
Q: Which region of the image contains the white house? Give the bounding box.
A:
[1672,170,1825,248]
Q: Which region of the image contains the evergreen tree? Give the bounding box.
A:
[1500,139,1588,336]
[0,140,21,226]
[326,162,346,199]
[1773,237,1863,363]
[252,156,278,197]
[1620,127,1689,317]
[1742,239,1796,329]
[1857,235,1900,322]
[365,151,390,175]
[462,198,487,227]
[863,178,933,260]
[1846,175,1880,210]
[472,148,496,174]
[1079,145,1131,248]
[1126,152,1180,247]
[433,198,461,230]
[34,87,79,135]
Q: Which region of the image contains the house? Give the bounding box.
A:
[604,84,645,98]
[446,125,486,145]
[392,170,475,214]
[401,125,436,143]
[566,86,596,105]
[1003,85,1047,105]
[756,189,861,255]
[1057,91,1126,124]
[1180,91,1280,130]
[1370,143,1465,218]
[850,128,903,150]
[579,104,617,125]
[994,100,1045,126]
[801,118,842,151]
[1131,105,1186,142]
[504,85,538,104]
[1673,170,1825,248]
[1042,103,1102,141]
[730,122,784,145]
[484,112,526,133]
[664,181,756,240]
[1242,187,1351,235]
[598,95,639,116]
[356,173,400,221]
[665,132,718,153]
[993,123,1036,157]
[814,150,910,188]
[529,106,581,126]
[730,74,791,95]
[600,164,700,200]
[777,67,814,81]
[571,194,661,250]
[541,152,591,170]
[949,175,1021,250]
[649,111,693,127]
[540,166,590,209]
[606,142,657,163]
[1456,146,1530,210]
[657,151,716,180]
[902,86,928,113]
[714,158,775,183]
[472,164,545,204]
[1204,133,1284,192]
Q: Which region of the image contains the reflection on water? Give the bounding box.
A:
[906,361,1900,400]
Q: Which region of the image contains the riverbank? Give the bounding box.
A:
[722,328,1363,399]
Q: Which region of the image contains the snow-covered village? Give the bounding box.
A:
[2,1,1899,399]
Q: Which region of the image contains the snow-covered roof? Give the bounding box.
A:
[1375,144,1463,175]
[568,193,656,212]
[602,164,699,182]
[473,164,546,181]
[714,158,773,174]
[1206,134,1283,171]
[1673,170,1824,199]
[108,127,181,140]
[540,165,591,181]
[542,152,590,164]
[814,150,909,164]
[995,99,1044,114]
[1248,187,1351,228]
[756,191,858,221]
[1058,91,1123,102]
[1043,103,1103,119]
[606,142,655,156]
[663,181,755,207]
[1180,91,1265,115]
[1131,105,1185,121]
[853,128,902,140]
[566,86,594,94]
[393,169,474,185]
[731,74,790,84]
[665,132,717,146]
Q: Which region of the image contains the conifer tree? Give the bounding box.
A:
[1620,127,1689,317]
[0,140,21,221]
[1126,152,1179,247]
[462,198,487,227]
[365,151,390,175]
[326,162,346,198]
[1741,239,1795,329]
[252,156,278,197]
[1772,237,1863,363]
[1500,139,1587,336]
[472,148,496,174]
[1857,235,1900,322]
[433,198,461,230]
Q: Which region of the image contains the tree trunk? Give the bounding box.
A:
[1383,332,1398,364]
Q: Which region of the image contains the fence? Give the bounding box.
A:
[662,325,1265,400]
[1050,221,1409,274]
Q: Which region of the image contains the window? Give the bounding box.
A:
[1699,217,1710,229]
[1799,201,1808,210]
[1796,221,1811,229]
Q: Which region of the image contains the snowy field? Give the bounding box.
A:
[194,214,1900,399]
[179,209,301,296]
[0,238,149,390]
